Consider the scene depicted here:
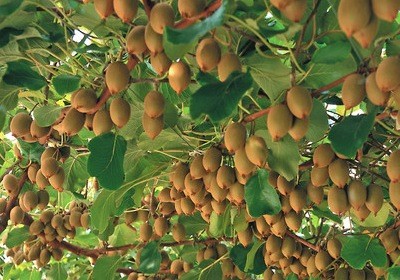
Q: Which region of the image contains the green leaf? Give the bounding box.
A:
[33,105,62,127]
[3,60,46,90]
[209,205,231,237]
[0,105,6,132]
[245,169,281,217]
[0,0,23,16]
[328,111,376,158]
[5,226,30,247]
[388,267,400,280]
[0,82,19,110]
[312,41,351,64]
[306,99,329,142]
[313,204,341,224]
[244,240,267,274]
[339,235,387,269]
[163,0,228,59]
[190,71,253,122]
[351,203,390,227]
[230,242,266,274]
[47,263,68,280]
[62,150,90,192]
[87,132,127,190]
[92,256,122,280]
[244,53,291,102]
[20,270,41,280]
[178,212,208,235]
[18,140,45,163]
[52,74,81,95]
[139,241,162,274]
[260,132,300,181]
[180,259,222,280]
[109,224,137,247]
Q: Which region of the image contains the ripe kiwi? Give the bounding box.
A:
[349,269,366,280]
[72,88,97,113]
[142,113,163,140]
[93,109,113,136]
[51,248,63,261]
[39,249,51,265]
[255,216,270,236]
[10,206,24,224]
[145,23,163,54]
[285,210,302,232]
[265,234,283,255]
[328,186,349,215]
[389,182,400,210]
[170,259,184,275]
[211,199,227,215]
[10,112,32,137]
[365,184,383,214]
[139,223,153,242]
[328,159,349,188]
[29,220,44,235]
[327,238,342,259]
[61,108,86,136]
[217,53,242,82]
[288,117,309,141]
[224,122,247,153]
[149,3,175,35]
[237,227,253,247]
[94,0,113,19]
[286,86,313,119]
[353,16,379,48]
[234,147,256,177]
[49,168,65,192]
[376,56,400,92]
[365,72,389,106]
[41,147,59,162]
[196,38,221,72]
[144,90,165,118]
[80,212,90,229]
[190,155,207,179]
[35,170,50,190]
[2,174,19,195]
[281,195,292,214]
[314,250,333,271]
[353,204,371,221]
[335,267,349,280]
[347,180,367,210]
[153,217,169,237]
[41,157,60,178]
[150,52,172,75]
[180,197,195,215]
[23,190,38,211]
[229,182,244,205]
[105,62,130,94]
[168,61,191,94]
[126,25,147,55]
[372,0,400,22]
[270,218,287,237]
[70,211,82,228]
[202,147,222,172]
[313,143,335,168]
[338,0,371,37]
[172,223,186,242]
[113,0,138,23]
[209,178,228,202]
[245,135,267,167]
[310,166,329,187]
[341,73,366,109]
[184,173,203,195]
[222,259,235,277]
[216,165,236,189]
[30,120,51,139]
[281,236,296,258]
[267,104,293,141]
[0,198,6,214]
[281,0,307,22]
[178,0,206,18]
[379,228,399,253]
[306,255,319,277]
[172,162,189,191]
[276,175,295,196]
[387,150,400,182]
[289,187,306,213]
[110,97,131,128]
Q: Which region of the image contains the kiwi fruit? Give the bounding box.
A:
[124,211,137,224]
[94,0,113,19]
[150,52,172,75]
[23,190,38,211]
[142,113,163,140]
[168,61,191,94]
[229,182,245,205]
[196,38,221,72]
[61,108,85,136]
[328,159,349,188]
[110,97,131,128]
[3,174,19,196]
[178,0,206,18]
[276,175,295,195]
[172,162,189,191]
[286,86,313,119]
[244,135,267,167]
[237,227,253,247]
[281,195,292,214]
[10,112,32,137]
[389,182,400,210]
[306,255,319,277]
[313,143,335,168]
[353,204,371,221]
[289,187,306,213]
[10,206,24,224]
[224,122,247,153]
[217,53,242,82]
[126,25,147,55]
[172,223,186,242]
[39,249,51,265]
[149,3,175,35]
[51,248,63,261]
[387,150,400,182]
[270,218,287,237]
[341,73,366,109]
[365,72,389,106]
[35,170,50,190]
[41,147,59,162]
[113,0,138,23]
[265,234,283,254]
[145,23,163,54]
[49,168,65,192]
[190,155,207,179]
[153,217,169,237]
[209,178,228,202]
[234,147,256,176]
[255,216,270,236]
[376,56,400,92]
[72,88,97,113]
[365,184,383,214]
[335,267,349,280]
[338,0,371,37]
[158,188,172,203]
[184,173,203,195]
[222,259,235,277]
[267,104,293,141]
[0,198,6,214]
[216,165,236,189]
[349,269,365,280]
[353,16,379,48]
[327,238,342,259]
[80,212,90,229]
[170,259,184,275]
[285,210,302,232]
[93,109,113,136]
[347,180,367,210]
[29,220,44,235]
[281,236,296,258]
[328,186,349,215]
[379,228,399,253]
[314,250,333,271]
[41,157,60,178]
[202,147,222,172]
[180,197,195,215]
[70,211,82,228]
[288,117,309,141]
[211,199,227,215]
[144,90,165,118]
[310,166,328,187]
[27,164,38,184]
[281,0,306,22]
[30,120,51,139]
[139,223,153,242]
[28,244,41,261]
[13,251,25,265]
[372,0,400,22]
[105,62,130,94]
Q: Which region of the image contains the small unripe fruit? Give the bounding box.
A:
[267,104,293,141]
[105,62,130,95]
[142,113,163,140]
[145,24,163,54]
[168,62,191,94]
[178,0,206,18]
[114,0,138,23]
[94,0,114,19]
[217,53,241,82]
[126,26,147,55]
[144,90,165,119]
[110,97,131,128]
[196,38,221,72]
[93,109,113,136]
[150,3,175,35]
[10,112,32,137]
[376,56,400,92]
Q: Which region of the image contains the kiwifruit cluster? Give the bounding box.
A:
[270,0,307,23]
[338,0,399,48]
[267,86,313,141]
[10,112,52,144]
[93,0,138,22]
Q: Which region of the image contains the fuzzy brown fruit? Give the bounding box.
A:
[216,165,236,189]
[313,143,335,168]
[150,52,172,75]
[286,86,313,119]
[281,0,307,22]
[105,62,130,94]
[72,88,97,113]
[328,186,349,215]
[224,122,246,153]
[217,53,241,82]
[150,3,175,35]
[202,147,222,173]
[2,174,19,196]
[10,206,24,225]
[372,0,400,22]
[41,157,60,178]
[389,182,400,211]
[365,184,383,215]
[347,180,367,210]
[10,112,32,138]
[93,109,113,136]
[234,147,256,177]
[49,168,65,192]
[196,38,221,72]
[114,0,138,23]
[375,56,400,92]
[267,104,293,141]
[94,0,114,19]
[172,223,186,242]
[288,117,309,141]
[110,97,131,128]
[142,113,163,140]
[338,0,372,37]
[353,16,378,48]
[387,150,400,183]
[306,183,324,205]
[144,23,163,54]
[61,108,85,136]
[30,120,51,139]
[341,73,366,109]
[328,159,349,188]
[144,90,165,118]
[365,72,389,106]
[168,62,191,94]
[245,135,267,167]
[178,0,206,18]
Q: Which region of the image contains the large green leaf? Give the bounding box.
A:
[139,241,162,274]
[230,242,266,274]
[339,235,387,269]
[178,212,208,235]
[190,71,253,122]
[3,60,46,90]
[47,263,68,280]
[163,0,229,60]
[92,256,122,280]
[306,99,329,142]
[87,132,127,190]
[52,74,81,95]
[0,0,23,16]
[33,104,62,127]
[62,150,90,192]
[18,140,45,163]
[180,259,222,280]
[108,224,137,247]
[5,226,30,248]
[388,267,400,280]
[209,206,231,237]
[328,112,376,158]
[0,82,19,110]
[312,41,351,64]
[245,169,281,217]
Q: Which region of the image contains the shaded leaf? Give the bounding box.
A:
[52,74,81,95]
[5,226,30,248]
[306,99,329,142]
[312,41,351,64]
[33,105,62,127]
[92,256,122,280]
[139,241,161,274]
[47,263,68,280]
[3,60,46,90]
